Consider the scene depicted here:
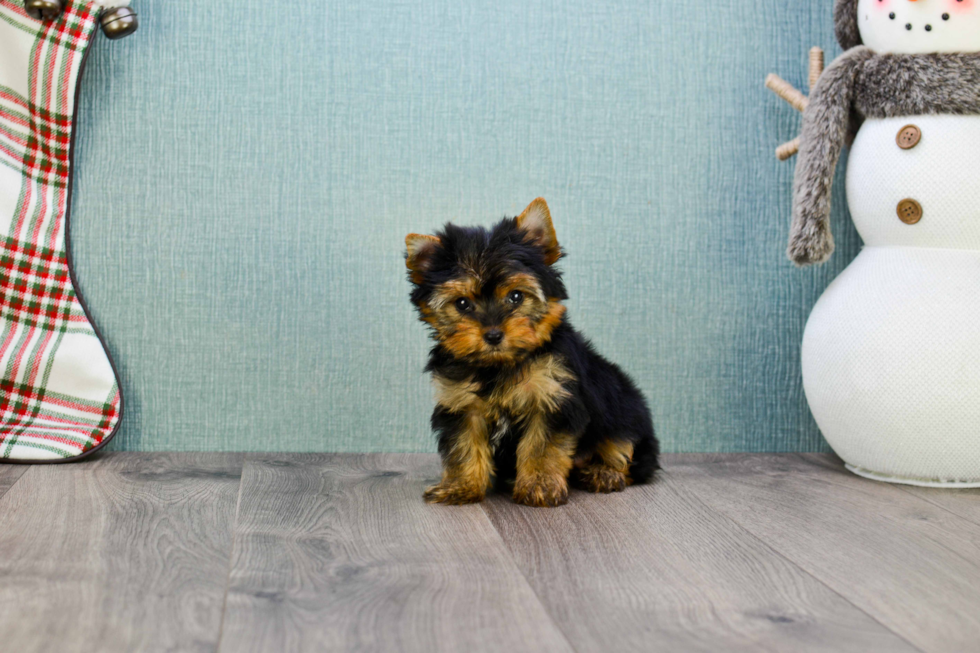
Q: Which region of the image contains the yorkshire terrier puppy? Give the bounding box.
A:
[406,198,659,507]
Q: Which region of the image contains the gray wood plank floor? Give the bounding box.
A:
[220,454,571,653]
[672,454,980,653]
[0,452,976,652]
[483,473,916,653]
[0,453,243,653]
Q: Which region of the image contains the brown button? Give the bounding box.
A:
[897,199,923,225]
[897,125,921,150]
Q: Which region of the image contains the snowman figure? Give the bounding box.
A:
[789,0,980,486]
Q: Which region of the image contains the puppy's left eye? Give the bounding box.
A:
[506,290,524,305]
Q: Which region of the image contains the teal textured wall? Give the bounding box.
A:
[71,0,859,453]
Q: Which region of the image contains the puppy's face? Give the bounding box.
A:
[421,268,565,366]
[406,198,568,366]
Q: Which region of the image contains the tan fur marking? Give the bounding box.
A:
[532,301,566,344]
[576,464,628,493]
[430,277,480,309]
[405,233,441,274]
[427,355,578,507]
[418,305,439,324]
[421,267,565,366]
[424,408,493,505]
[448,412,494,480]
[513,417,574,507]
[497,301,566,360]
[422,275,487,360]
[491,354,573,417]
[433,375,483,414]
[596,439,634,474]
[515,198,561,266]
[442,320,486,360]
[575,439,634,493]
[495,273,545,303]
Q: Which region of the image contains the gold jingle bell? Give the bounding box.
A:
[101,6,138,40]
[24,0,63,21]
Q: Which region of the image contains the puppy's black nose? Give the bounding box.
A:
[483,329,504,346]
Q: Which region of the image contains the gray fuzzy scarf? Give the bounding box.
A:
[788,48,980,265]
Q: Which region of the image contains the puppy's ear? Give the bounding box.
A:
[516,198,561,265]
[405,233,442,283]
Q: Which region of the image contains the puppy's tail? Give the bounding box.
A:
[629,430,660,485]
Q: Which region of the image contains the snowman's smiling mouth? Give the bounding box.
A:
[869,10,951,34]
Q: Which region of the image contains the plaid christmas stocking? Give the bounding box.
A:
[0,0,122,461]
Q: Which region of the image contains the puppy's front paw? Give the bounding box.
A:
[513,475,569,507]
[424,482,485,505]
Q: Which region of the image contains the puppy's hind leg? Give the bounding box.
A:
[575,438,634,493]
[628,429,660,485]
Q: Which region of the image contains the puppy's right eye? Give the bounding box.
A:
[454,298,473,313]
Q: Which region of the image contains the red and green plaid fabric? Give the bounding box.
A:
[0,0,121,461]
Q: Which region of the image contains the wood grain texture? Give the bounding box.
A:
[219,453,571,653]
[673,453,980,653]
[482,466,916,653]
[802,453,980,528]
[0,453,243,653]
[894,485,980,528]
[803,453,980,529]
[0,464,29,500]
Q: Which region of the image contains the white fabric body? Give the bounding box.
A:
[803,115,980,485]
[857,0,980,54]
[803,248,980,484]
[847,115,980,249]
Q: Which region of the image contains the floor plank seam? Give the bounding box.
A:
[0,465,31,503]
[794,454,966,511]
[478,501,583,653]
[790,454,896,495]
[892,485,980,529]
[212,453,248,653]
[795,455,980,563]
[663,466,929,653]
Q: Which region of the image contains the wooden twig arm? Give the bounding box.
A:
[766,75,809,113]
[776,137,801,162]
[766,47,825,160]
[809,47,825,90]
